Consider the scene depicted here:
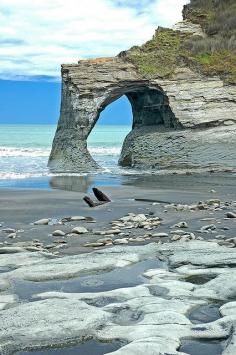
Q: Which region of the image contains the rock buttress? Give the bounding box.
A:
[48,56,236,172]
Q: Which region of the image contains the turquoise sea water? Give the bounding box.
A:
[0,124,131,179]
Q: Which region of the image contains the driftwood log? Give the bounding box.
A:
[92,188,111,202]
[83,188,111,208]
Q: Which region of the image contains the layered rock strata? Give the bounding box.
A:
[48,39,236,172]
[1,241,236,354]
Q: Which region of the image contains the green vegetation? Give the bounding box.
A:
[123,0,236,83]
[125,28,192,78]
[184,0,236,83]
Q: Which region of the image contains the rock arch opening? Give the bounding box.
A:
[49,77,179,173]
[87,96,132,170]
[94,85,178,133]
[85,86,178,167]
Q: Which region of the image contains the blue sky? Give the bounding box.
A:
[0,80,132,125]
[0,0,188,124]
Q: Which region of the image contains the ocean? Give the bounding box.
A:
[0,124,131,180]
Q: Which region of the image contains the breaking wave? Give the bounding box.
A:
[0,146,121,158]
[89,146,121,156]
[0,147,51,157]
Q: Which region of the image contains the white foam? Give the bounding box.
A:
[0,146,121,158]
[88,147,121,156]
[0,172,49,180]
[0,147,50,157]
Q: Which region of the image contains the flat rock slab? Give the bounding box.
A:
[0,241,236,354]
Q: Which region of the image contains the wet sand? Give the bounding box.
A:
[1,172,236,355]
[0,172,235,256]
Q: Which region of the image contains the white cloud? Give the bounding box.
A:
[0,0,189,80]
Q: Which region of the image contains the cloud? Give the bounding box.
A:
[0,38,26,46]
[0,0,189,81]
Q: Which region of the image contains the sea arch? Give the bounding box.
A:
[48,58,181,172]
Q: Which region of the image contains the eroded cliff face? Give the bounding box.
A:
[49,10,236,173]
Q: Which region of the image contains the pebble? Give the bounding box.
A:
[45,244,55,249]
[53,240,67,244]
[226,212,236,218]
[206,199,221,205]
[71,227,88,234]
[96,238,113,244]
[201,218,216,221]
[171,221,188,229]
[2,228,16,233]
[52,230,66,237]
[171,235,181,241]
[106,229,121,235]
[84,242,104,248]
[200,224,217,232]
[170,230,188,235]
[180,236,190,242]
[215,235,227,239]
[129,237,146,242]
[133,214,147,222]
[7,233,17,239]
[152,233,169,238]
[34,219,50,226]
[196,236,204,240]
[188,233,196,240]
[70,216,86,221]
[218,241,235,248]
[113,238,129,245]
[25,246,43,252]
[226,237,236,244]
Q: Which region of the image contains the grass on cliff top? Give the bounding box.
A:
[125,28,192,78]
[183,0,236,83]
[185,0,236,37]
[125,0,236,84]
[124,0,236,83]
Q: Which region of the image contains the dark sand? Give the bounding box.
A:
[0,172,235,256]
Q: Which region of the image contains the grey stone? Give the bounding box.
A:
[84,242,105,247]
[113,238,129,245]
[171,221,188,229]
[52,230,66,237]
[152,233,169,238]
[34,219,50,226]
[173,20,206,37]
[7,233,17,239]
[200,224,217,232]
[71,227,88,234]
[226,212,236,218]
[70,216,87,221]
[2,228,16,233]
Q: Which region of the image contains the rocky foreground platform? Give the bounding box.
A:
[0,179,236,354]
[1,240,236,354]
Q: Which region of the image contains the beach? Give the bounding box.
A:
[1,0,236,352]
[0,172,235,255]
[1,172,236,354]
[1,128,236,355]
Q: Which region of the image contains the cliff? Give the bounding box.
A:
[48,0,236,173]
[123,0,236,84]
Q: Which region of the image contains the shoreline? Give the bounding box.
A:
[1,173,236,354]
[0,170,235,192]
[0,172,236,256]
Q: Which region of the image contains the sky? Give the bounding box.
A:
[0,0,188,124]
